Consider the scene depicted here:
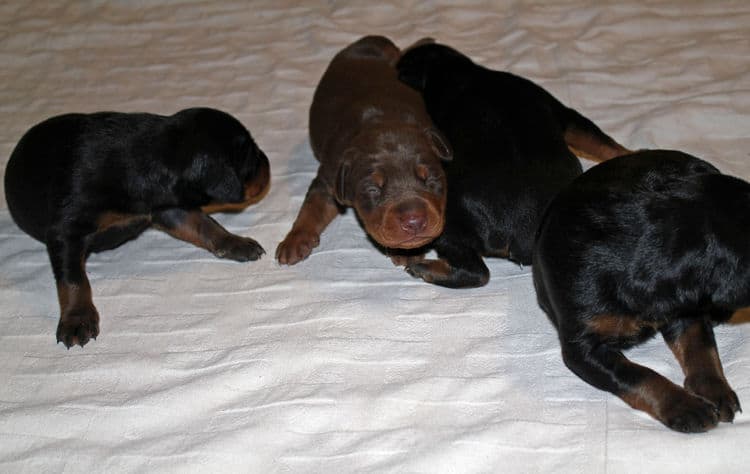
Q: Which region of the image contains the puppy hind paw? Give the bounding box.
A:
[214,236,265,262]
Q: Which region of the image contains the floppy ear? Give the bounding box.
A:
[333,149,358,205]
[187,153,244,203]
[425,128,453,162]
[334,161,353,205]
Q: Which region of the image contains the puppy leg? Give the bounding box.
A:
[276,176,340,265]
[46,234,100,348]
[563,108,630,162]
[662,317,741,422]
[406,239,489,288]
[388,249,426,267]
[560,333,720,432]
[153,209,264,261]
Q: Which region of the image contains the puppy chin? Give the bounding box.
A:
[365,219,444,250]
[358,195,445,250]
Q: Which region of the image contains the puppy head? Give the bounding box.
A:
[172,108,270,211]
[397,42,471,92]
[335,126,452,249]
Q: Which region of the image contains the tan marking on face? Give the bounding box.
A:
[372,170,385,188]
[362,191,445,249]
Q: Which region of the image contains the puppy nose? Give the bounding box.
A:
[400,210,427,234]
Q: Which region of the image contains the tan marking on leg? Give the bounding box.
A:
[56,280,93,312]
[96,212,147,231]
[585,314,656,338]
[565,127,631,163]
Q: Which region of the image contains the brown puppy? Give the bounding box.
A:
[276,36,452,265]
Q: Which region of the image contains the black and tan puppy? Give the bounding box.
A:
[396,42,629,287]
[276,36,452,265]
[4,107,271,348]
[533,150,744,432]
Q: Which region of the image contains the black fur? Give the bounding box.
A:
[5,107,270,347]
[395,42,627,287]
[533,150,744,432]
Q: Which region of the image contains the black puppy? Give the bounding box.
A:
[533,150,744,433]
[396,41,629,287]
[4,107,271,348]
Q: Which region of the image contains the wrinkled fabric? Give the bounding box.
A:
[1,1,749,472]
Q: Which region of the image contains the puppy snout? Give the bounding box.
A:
[398,207,427,234]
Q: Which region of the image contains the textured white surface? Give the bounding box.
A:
[1,1,750,472]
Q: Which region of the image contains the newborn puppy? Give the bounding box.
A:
[396,41,629,287]
[4,107,271,348]
[533,150,743,433]
[276,35,452,265]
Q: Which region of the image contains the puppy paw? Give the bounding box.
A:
[213,236,265,262]
[275,230,319,265]
[685,374,742,423]
[57,305,100,348]
[389,252,425,267]
[659,390,720,433]
[405,260,441,282]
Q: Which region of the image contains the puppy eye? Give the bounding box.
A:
[416,164,430,181]
[366,185,381,198]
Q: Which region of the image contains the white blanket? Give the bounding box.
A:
[1,1,749,472]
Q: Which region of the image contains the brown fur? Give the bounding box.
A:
[276,36,451,265]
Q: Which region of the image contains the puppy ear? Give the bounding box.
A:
[397,41,436,91]
[187,154,244,203]
[334,149,358,205]
[334,161,352,205]
[425,128,453,162]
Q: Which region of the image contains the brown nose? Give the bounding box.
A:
[399,208,427,234]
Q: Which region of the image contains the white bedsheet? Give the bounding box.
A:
[1,1,749,472]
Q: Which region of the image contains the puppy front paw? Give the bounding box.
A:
[389,251,426,267]
[57,305,100,348]
[685,374,742,423]
[275,230,319,265]
[659,389,720,433]
[213,235,265,262]
[405,260,441,282]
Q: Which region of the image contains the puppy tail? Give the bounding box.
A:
[561,107,631,162]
